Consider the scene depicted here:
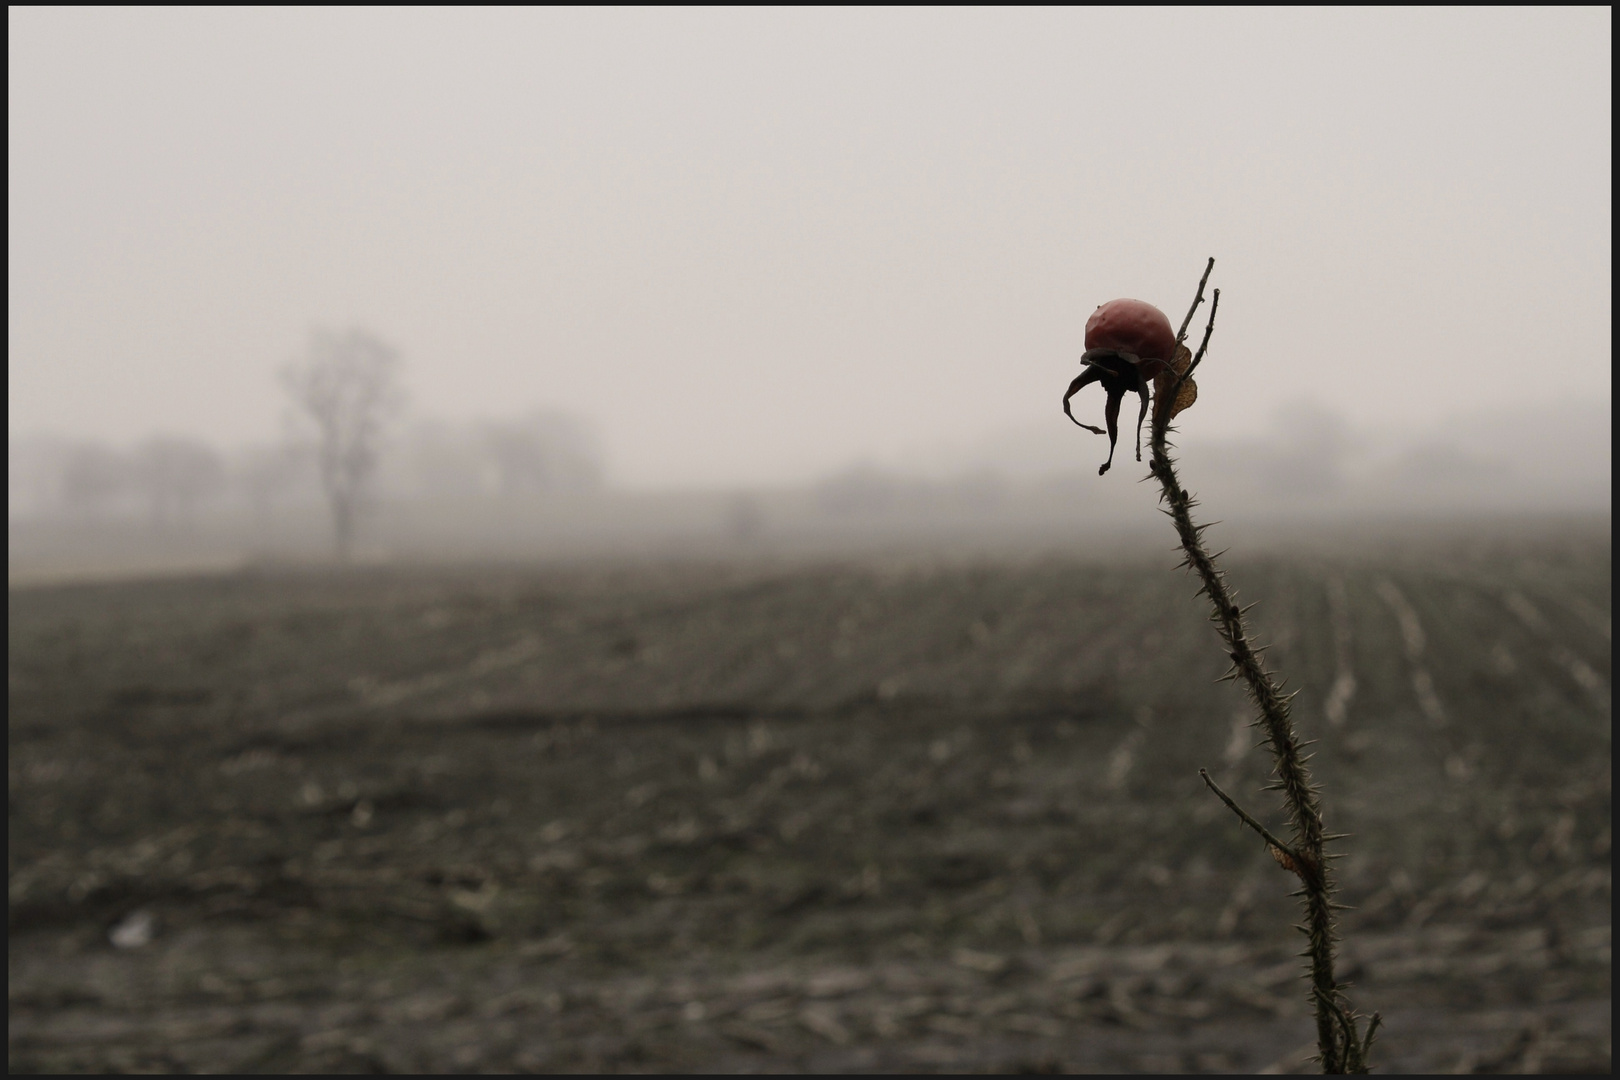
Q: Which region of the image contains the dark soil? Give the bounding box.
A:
[8,524,1611,1072]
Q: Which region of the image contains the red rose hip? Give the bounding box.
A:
[1065,297,1193,476]
[1084,298,1177,377]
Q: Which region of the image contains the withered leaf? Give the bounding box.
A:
[1152,344,1198,422]
[1267,844,1299,874]
[1171,377,1197,418]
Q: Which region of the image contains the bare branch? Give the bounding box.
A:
[1183,287,1220,383]
[1176,257,1215,345]
[1198,769,1309,877]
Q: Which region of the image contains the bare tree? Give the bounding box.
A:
[281,328,404,561]
[8,436,79,519]
[58,442,133,517]
[236,442,315,528]
[131,436,225,531]
[480,411,604,496]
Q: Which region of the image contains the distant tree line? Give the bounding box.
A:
[10,418,603,525]
[10,327,605,562]
[9,435,252,527]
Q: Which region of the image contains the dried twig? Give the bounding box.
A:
[1148,260,1377,1073]
[1180,288,1220,385]
[1175,257,1215,345]
[1199,769,1315,882]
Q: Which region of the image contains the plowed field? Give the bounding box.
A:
[8,521,1611,1072]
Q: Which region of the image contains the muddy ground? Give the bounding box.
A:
[8,521,1611,1072]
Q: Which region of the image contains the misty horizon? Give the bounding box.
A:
[12,395,1609,505]
[8,8,1611,490]
[10,391,1607,588]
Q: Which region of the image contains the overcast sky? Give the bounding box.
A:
[8,8,1611,488]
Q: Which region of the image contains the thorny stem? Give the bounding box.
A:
[1148,262,1378,1073]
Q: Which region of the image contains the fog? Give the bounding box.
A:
[8,8,1612,575]
[8,15,1613,1068]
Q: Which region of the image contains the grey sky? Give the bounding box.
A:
[8,8,1611,488]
